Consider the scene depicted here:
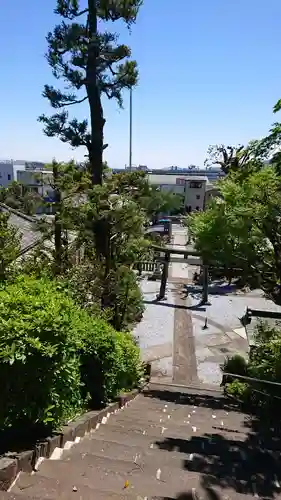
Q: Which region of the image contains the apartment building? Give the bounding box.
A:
[0,161,14,187]
[148,173,209,212]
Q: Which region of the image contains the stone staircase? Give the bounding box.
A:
[1,383,281,500]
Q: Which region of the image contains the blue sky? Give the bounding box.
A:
[0,0,281,169]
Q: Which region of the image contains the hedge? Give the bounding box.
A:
[0,276,143,433]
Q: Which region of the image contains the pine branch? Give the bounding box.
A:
[55,0,88,19]
[42,85,88,108]
[40,0,142,185]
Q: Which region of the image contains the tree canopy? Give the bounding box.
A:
[189,95,281,301]
[39,0,142,185]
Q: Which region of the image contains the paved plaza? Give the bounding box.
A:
[133,225,281,387]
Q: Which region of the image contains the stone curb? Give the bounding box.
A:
[0,370,151,492]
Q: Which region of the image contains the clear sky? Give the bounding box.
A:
[0,0,281,169]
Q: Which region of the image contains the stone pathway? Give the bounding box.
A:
[133,225,250,388]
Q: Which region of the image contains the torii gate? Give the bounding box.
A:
[152,245,209,304]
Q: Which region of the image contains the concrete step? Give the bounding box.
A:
[110,409,247,436]
[99,420,247,448]
[15,460,201,498]
[128,397,239,419]
[141,388,234,411]
[13,473,151,499]
[61,435,186,469]
[0,495,49,500]
[147,382,223,395]
[79,426,156,448]
[60,451,189,482]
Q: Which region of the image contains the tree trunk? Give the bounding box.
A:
[53,163,62,275]
[87,0,104,187]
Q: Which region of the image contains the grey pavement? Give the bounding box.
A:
[133,279,175,379]
[134,224,280,387]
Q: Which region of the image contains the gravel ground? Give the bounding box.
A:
[133,279,175,350]
[188,288,281,331]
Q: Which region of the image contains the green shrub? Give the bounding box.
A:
[223,322,281,413]
[225,380,250,402]
[115,331,144,392]
[0,276,84,431]
[221,354,248,386]
[0,275,144,433]
[63,262,144,331]
[79,319,143,407]
[111,266,144,331]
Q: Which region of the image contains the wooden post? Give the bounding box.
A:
[168,220,172,241]
[157,251,170,300]
[202,264,209,304]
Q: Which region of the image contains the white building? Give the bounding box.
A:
[0,160,14,187]
[17,170,55,201]
[148,173,209,212]
[159,166,225,182]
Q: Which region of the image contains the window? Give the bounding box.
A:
[196,206,200,211]
[190,181,202,189]
[7,174,11,181]
[196,194,200,200]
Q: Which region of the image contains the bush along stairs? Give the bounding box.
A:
[2,382,281,500]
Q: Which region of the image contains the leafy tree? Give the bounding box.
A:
[39,0,142,186]
[109,170,184,220]
[254,100,281,176]
[0,211,21,282]
[205,142,262,178]
[187,170,275,288]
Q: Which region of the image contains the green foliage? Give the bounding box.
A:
[225,380,250,402]
[0,276,84,430]
[0,182,42,215]
[110,266,144,331]
[80,319,143,406]
[63,262,144,331]
[205,143,262,177]
[222,354,248,377]
[223,321,281,413]
[0,276,143,432]
[188,167,281,293]
[0,211,21,282]
[39,0,142,185]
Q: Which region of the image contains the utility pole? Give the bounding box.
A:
[129,87,133,171]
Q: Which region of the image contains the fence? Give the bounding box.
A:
[134,261,163,275]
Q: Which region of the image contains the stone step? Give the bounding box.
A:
[61,451,189,481]
[10,473,260,500]
[144,383,223,398]
[141,388,235,412]
[145,383,223,396]
[80,426,156,448]
[0,494,49,500]
[98,420,246,448]
[128,395,238,416]
[12,473,151,499]
[110,409,247,435]
[61,436,187,469]
[62,426,250,467]
[15,459,201,498]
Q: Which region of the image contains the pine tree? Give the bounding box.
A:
[39,0,142,186]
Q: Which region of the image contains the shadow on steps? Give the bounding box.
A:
[159,483,222,500]
[153,425,281,499]
[142,387,242,414]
